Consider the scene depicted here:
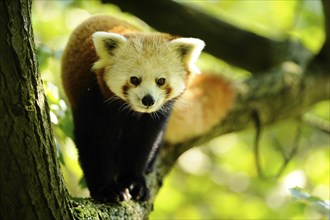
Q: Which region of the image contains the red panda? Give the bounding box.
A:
[61,15,234,202]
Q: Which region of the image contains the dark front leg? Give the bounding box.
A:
[73,86,133,202]
[117,116,166,201]
[74,117,130,202]
[117,138,153,201]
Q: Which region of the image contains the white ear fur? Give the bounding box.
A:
[92,31,127,58]
[169,38,205,73]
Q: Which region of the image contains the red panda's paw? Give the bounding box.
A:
[118,175,150,202]
[91,181,131,203]
[129,181,150,201]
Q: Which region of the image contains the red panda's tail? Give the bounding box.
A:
[164,73,236,144]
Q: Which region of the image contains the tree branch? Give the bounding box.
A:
[161,58,329,170]
[105,0,312,73]
[303,113,330,134]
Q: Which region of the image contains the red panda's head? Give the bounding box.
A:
[92,31,205,113]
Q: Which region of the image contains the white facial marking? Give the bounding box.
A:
[92,32,205,113]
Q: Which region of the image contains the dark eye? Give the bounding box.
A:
[130,76,141,86]
[156,78,166,86]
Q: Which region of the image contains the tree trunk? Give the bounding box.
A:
[0,1,73,219]
[0,0,329,219]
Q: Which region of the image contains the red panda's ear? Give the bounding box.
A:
[92,32,127,58]
[169,38,205,73]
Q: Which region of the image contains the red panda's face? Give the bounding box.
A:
[92,32,205,113]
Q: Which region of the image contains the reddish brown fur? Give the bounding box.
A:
[122,83,132,97]
[164,73,236,143]
[165,86,172,98]
[61,15,139,110]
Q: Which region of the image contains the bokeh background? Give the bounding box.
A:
[32,1,329,219]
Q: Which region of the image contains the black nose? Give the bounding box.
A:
[142,95,155,107]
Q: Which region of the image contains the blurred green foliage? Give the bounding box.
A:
[32,1,329,219]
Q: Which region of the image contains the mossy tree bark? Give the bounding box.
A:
[0,1,73,219]
[0,0,329,219]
